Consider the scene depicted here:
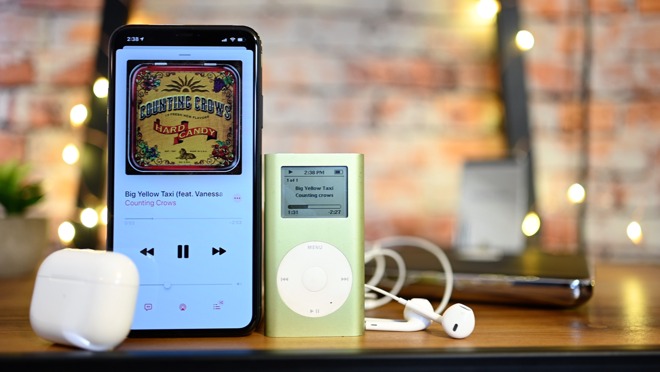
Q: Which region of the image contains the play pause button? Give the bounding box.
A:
[177,244,189,259]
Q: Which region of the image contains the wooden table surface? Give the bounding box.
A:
[1,261,659,369]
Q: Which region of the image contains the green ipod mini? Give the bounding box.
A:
[264,153,365,337]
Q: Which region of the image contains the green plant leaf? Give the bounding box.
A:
[0,160,45,216]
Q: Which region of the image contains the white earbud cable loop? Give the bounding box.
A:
[364,246,407,310]
[364,235,454,315]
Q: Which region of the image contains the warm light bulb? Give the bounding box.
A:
[80,207,99,228]
[58,221,76,243]
[100,206,108,225]
[516,30,535,51]
[567,183,586,204]
[69,103,88,126]
[626,221,643,245]
[93,77,109,99]
[62,144,80,165]
[521,211,541,237]
[475,0,500,21]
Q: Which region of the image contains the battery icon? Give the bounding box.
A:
[334,169,343,175]
[237,37,244,42]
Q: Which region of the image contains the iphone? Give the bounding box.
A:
[107,25,262,336]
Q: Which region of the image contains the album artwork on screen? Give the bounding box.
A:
[126,62,242,174]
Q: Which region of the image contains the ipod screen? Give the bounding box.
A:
[280,166,348,218]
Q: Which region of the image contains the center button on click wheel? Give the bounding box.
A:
[302,266,327,292]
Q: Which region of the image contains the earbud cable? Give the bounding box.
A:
[364,283,406,306]
[364,235,454,315]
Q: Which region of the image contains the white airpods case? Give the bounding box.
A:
[29,248,139,351]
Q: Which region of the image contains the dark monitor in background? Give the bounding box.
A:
[371,2,594,308]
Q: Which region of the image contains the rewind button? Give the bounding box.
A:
[140,247,155,256]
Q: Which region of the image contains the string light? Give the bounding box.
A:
[515,30,535,51]
[475,0,500,21]
[93,77,109,99]
[100,206,108,225]
[567,183,586,204]
[626,221,643,245]
[69,103,88,126]
[80,208,99,228]
[58,221,76,243]
[521,211,541,237]
[61,144,80,165]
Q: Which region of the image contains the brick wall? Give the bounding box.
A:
[129,0,507,248]
[521,0,660,260]
[0,0,102,243]
[0,0,658,261]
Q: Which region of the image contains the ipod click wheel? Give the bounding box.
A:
[264,153,365,337]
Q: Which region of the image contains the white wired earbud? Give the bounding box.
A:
[364,284,475,339]
[364,236,476,339]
